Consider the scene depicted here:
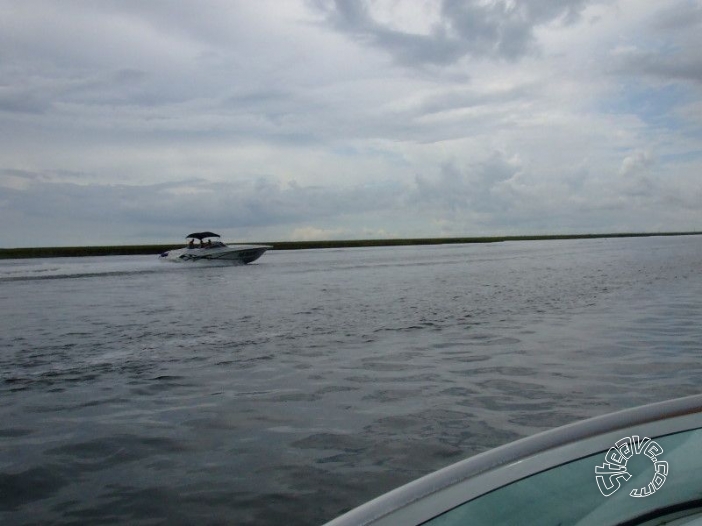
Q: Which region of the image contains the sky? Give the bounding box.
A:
[1,0,702,247]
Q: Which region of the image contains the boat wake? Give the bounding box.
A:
[0,255,244,282]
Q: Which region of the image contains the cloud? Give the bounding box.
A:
[608,3,702,85]
[314,0,592,66]
[291,226,350,240]
[612,48,702,85]
[617,149,655,199]
[0,87,51,114]
[1,1,701,246]
[412,151,522,216]
[619,149,654,178]
[0,174,407,244]
[650,1,702,32]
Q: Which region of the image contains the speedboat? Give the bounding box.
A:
[324,394,702,525]
[159,232,271,264]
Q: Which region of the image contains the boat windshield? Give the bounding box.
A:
[324,395,702,526]
[424,427,702,525]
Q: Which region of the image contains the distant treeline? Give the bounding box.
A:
[1,231,700,259]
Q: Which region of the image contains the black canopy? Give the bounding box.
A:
[186,232,220,240]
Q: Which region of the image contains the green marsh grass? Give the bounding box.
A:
[1,232,700,259]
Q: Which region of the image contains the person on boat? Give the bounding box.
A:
[188,238,195,249]
[205,239,212,248]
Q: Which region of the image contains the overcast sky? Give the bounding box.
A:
[1,0,701,247]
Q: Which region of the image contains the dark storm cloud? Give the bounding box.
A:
[315,0,591,66]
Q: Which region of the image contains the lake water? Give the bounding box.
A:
[1,236,701,525]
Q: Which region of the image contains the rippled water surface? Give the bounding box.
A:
[1,236,701,525]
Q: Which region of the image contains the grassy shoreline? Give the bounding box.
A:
[1,231,700,259]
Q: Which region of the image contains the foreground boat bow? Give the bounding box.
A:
[325,394,702,526]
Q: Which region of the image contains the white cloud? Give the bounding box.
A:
[0,0,701,247]
[619,149,654,178]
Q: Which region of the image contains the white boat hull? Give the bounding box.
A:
[159,244,270,264]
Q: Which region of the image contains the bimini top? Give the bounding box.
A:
[186,232,221,240]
